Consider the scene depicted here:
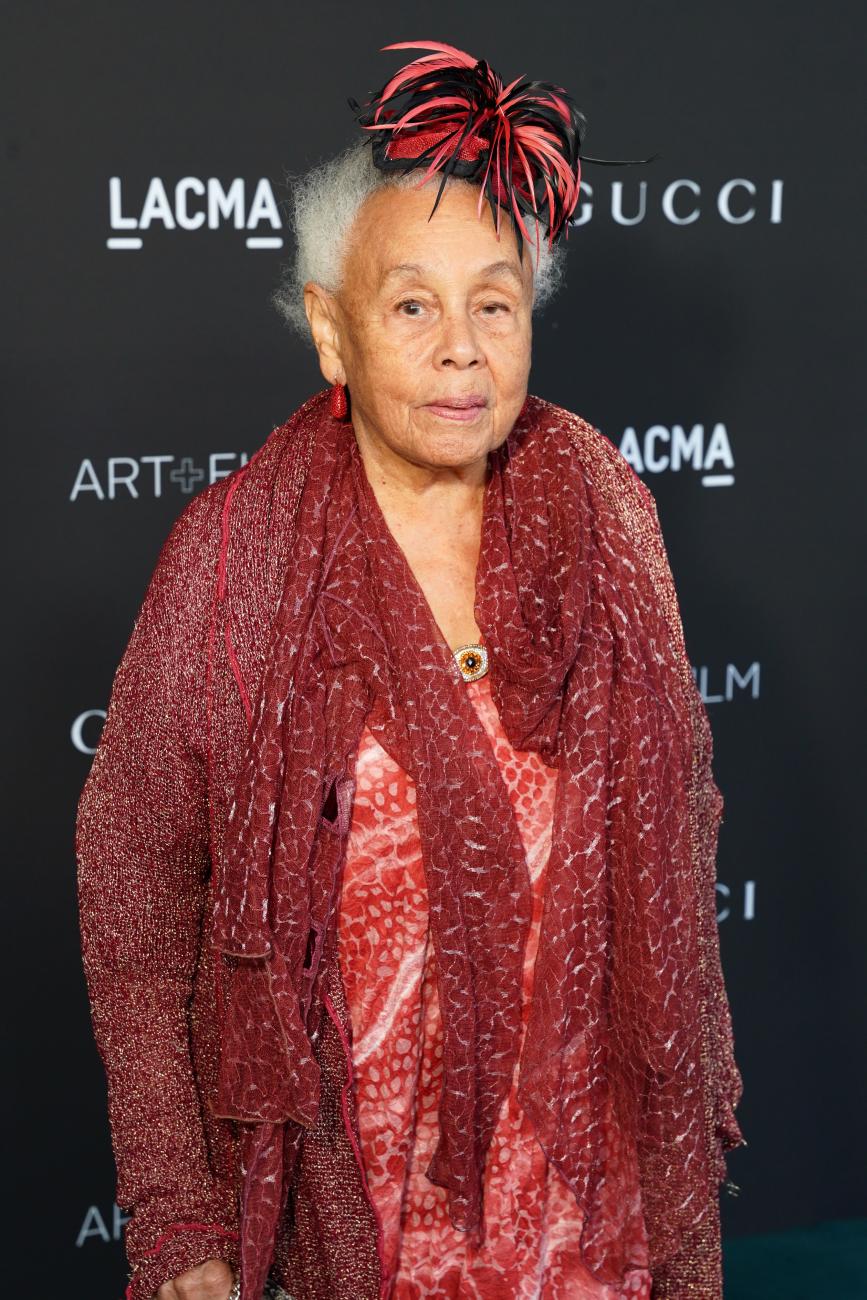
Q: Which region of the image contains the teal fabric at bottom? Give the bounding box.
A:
[724,1218,867,1300]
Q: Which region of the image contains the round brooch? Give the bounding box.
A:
[453,641,489,682]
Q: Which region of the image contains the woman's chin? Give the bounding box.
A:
[413,431,493,469]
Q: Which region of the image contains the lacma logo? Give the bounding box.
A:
[107,177,284,251]
[619,422,736,486]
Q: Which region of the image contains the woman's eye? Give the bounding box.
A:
[394,299,510,317]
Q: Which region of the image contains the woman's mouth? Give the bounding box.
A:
[424,399,488,423]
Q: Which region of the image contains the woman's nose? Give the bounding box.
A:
[433,310,483,367]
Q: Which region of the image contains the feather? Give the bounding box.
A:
[348,40,659,261]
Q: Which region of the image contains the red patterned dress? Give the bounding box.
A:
[336,670,654,1300]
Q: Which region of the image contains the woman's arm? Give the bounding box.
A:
[75,493,240,1300]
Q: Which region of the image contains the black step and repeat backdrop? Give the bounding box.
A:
[4,2,865,1296]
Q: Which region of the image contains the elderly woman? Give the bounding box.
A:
[75,40,744,1300]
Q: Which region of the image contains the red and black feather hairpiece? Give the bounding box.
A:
[348,40,658,265]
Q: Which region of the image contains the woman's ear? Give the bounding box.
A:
[304,282,344,384]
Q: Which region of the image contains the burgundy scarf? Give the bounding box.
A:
[210,391,730,1296]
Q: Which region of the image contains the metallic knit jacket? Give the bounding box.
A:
[75,389,745,1300]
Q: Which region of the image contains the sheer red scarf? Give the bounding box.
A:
[210,392,736,1296]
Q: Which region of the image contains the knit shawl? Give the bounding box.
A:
[207,388,744,1300]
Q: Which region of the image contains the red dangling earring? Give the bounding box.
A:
[330,377,348,419]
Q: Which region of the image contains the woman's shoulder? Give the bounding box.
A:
[523,392,658,518]
[124,425,288,679]
[153,415,292,580]
[164,389,326,550]
[525,393,693,677]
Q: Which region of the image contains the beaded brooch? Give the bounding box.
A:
[453,640,489,682]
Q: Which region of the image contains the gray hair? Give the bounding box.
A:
[271,138,568,344]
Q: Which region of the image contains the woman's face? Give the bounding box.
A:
[306,179,535,478]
